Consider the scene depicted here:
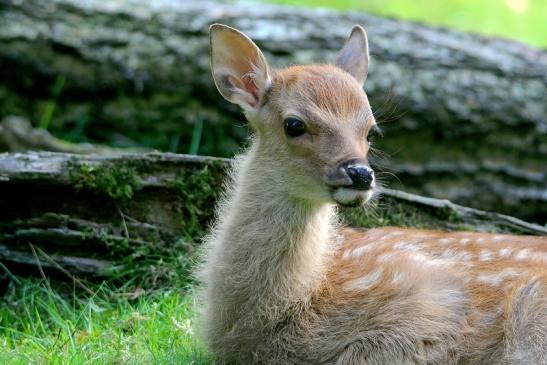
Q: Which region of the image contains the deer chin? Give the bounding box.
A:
[332,187,373,207]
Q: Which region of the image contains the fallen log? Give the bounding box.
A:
[0,116,148,154]
[0,152,545,277]
[0,0,546,222]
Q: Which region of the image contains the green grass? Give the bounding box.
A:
[0,277,211,365]
[269,0,547,47]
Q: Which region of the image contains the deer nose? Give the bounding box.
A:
[343,162,374,190]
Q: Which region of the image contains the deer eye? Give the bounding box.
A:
[283,118,307,137]
[367,125,381,143]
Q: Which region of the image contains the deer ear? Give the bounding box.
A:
[335,25,369,86]
[210,24,272,111]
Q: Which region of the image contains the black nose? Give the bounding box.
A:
[344,163,374,190]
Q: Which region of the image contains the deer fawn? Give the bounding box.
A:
[199,24,547,364]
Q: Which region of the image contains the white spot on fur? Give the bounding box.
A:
[477,237,485,243]
[409,252,428,262]
[393,242,421,252]
[480,249,493,262]
[377,252,396,263]
[438,238,452,245]
[382,231,404,240]
[391,271,405,285]
[477,268,522,286]
[441,249,472,262]
[344,244,375,259]
[363,229,388,242]
[492,235,505,242]
[408,253,448,268]
[515,249,530,261]
[459,238,471,245]
[345,270,382,291]
[499,247,513,258]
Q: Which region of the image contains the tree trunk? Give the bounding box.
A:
[0,152,545,277]
[0,0,545,223]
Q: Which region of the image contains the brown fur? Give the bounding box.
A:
[198,24,547,364]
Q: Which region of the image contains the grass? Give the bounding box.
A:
[39,75,66,130]
[0,160,225,364]
[0,277,211,365]
[268,0,547,47]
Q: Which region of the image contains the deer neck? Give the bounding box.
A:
[208,141,337,312]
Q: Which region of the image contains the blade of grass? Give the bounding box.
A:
[0,262,21,284]
[29,244,54,295]
[33,245,96,296]
[39,75,66,130]
[188,119,203,155]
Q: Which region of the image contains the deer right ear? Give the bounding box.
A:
[335,25,370,86]
[210,24,272,111]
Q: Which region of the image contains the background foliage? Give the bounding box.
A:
[271,0,547,47]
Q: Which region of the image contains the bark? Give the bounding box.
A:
[0,152,545,276]
[0,0,546,222]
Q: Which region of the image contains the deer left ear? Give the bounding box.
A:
[335,25,369,86]
[210,24,272,111]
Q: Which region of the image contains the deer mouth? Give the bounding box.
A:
[332,187,374,207]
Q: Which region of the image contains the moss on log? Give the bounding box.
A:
[0,152,545,277]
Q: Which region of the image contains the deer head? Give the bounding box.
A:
[210,24,377,207]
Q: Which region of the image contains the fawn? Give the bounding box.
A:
[199,24,547,364]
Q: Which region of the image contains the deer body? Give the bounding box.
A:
[199,24,547,364]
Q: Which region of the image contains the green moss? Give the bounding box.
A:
[63,159,227,289]
[341,196,524,234]
[171,165,221,240]
[68,161,139,200]
[342,200,446,230]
